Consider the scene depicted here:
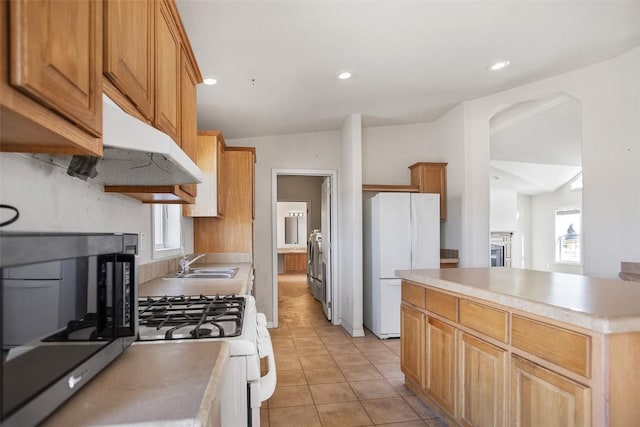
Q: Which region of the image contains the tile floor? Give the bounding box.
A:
[261,274,447,427]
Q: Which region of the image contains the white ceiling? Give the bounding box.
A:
[176,1,640,139]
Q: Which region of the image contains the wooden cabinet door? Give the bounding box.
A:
[459,333,507,427]
[9,0,102,136]
[400,304,425,387]
[216,139,226,217]
[104,0,154,120]
[426,317,456,413]
[183,132,223,217]
[409,163,447,220]
[194,148,254,254]
[154,0,180,144]
[296,253,308,272]
[179,48,198,197]
[511,355,590,427]
[283,254,297,274]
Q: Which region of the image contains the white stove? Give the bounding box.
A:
[137,294,276,426]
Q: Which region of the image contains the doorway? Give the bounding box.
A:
[271,169,338,328]
[489,94,583,273]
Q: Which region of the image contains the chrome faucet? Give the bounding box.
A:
[179,253,205,275]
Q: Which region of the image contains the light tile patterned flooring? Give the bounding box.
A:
[261,274,447,427]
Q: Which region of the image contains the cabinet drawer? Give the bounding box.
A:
[460,299,508,343]
[511,315,590,378]
[426,288,458,322]
[402,281,425,309]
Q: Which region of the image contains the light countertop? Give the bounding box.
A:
[43,341,229,426]
[396,267,640,334]
[277,247,307,254]
[139,262,253,296]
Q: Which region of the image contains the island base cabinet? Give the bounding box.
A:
[511,355,590,427]
[426,317,456,414]
[459,333,507,427]
[400,304,425,387]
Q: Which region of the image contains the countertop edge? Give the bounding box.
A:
[396,269,639,334]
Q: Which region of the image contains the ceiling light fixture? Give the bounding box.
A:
[488,60,511,71]
[203,76,218,86]
[337,70,353,80]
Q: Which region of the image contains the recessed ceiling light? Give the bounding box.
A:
[488,61,511,71]
[337,70,353,80]
[203,77,218,86]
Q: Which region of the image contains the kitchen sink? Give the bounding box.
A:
[190,268,238,275]
[180,272,236,279]
[166,267,239,279]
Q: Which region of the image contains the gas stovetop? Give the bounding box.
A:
[137,294,245,340]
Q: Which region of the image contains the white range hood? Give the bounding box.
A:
[99,95,203,186]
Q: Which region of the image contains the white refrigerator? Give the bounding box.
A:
[363,192,440,338]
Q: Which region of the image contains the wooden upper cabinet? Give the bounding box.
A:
[1,2,101,155]
[409,162,447,221]
[154,0,180,144]
[104,0,154,120]
[9,0,102,137]
[216,138,226,217]
[179,47,198,197]
[183,131,225,217]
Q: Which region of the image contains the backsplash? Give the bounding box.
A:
[138,256,182,284]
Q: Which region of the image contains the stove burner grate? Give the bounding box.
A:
[138,294,245,340]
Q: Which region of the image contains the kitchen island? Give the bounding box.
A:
[396,267,640,427]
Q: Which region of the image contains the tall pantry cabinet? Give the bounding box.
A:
[194,147,256,257]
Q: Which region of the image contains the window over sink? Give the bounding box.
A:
[152,204,182,258]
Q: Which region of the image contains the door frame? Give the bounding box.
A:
[271,168,339,328]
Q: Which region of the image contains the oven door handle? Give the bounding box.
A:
[256,313,277,401]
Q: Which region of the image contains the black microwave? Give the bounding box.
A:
[0,232,138,426]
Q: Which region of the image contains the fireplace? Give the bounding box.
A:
[491,232,512,267]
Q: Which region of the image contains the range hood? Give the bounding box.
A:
[99,95,203,186]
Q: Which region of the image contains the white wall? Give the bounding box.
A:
[490,187,518,232]
[433,103,467,259]
[462,46,640,278]
[515,194,532,269]
[531,182,583,274]
[276,202,307,248]
[339,114,365,337]
[225,131,341,323]
[277,175,323,232]
[361,122,437,185]
[0,153,194,264]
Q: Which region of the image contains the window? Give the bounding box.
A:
[152,204,182,258]
[555,208,581,264]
